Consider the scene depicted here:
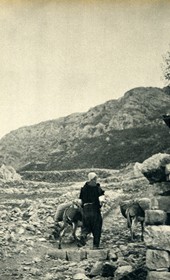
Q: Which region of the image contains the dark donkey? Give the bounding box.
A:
[120,199,145,241]
[51,200,83,249]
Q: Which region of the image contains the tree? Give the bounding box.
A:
[162,46,170,85]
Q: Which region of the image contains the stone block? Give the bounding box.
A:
[145,210,167,225]
[47,249,67,260]
[146,249,170,270]
[157,197,170,213]
[150,197,159,210]
[114,265,133,280]
[80,249,87,260]
[89,261,103,277]
[147,271,170,280]
[101,262,117,277]
[137,198,151,210]
[87,249,108,261]
[73,272,89,280]
[107,249,118,261]
[66,249,87,261]
[144,226,170,251]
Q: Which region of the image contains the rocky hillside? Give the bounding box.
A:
[0,86,170,170]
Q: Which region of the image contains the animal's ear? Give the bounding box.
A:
[119,200,123,206]
[74,199,82,207]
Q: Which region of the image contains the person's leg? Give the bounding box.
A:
[92,212,103,249]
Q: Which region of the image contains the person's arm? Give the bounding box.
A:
[97,184,105,196]
[79,188,83,200]
[79,187,85,207]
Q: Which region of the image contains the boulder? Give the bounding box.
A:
[146,249,170,270]
[0,164,22,181]
[73,273,89,280]
[108,250,118,261]
[89,261,103,277]
[136,153,170,183]
[145,210,167,225]
[101,262,117,277]
[144,226,170,251]
[114,265,133,280]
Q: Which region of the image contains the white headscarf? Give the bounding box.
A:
[88,172,97,181]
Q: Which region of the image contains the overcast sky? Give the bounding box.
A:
[0,0,170,139]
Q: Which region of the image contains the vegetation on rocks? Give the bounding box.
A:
[0,86,170,171]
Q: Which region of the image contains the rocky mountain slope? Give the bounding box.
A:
[0,86,170,170]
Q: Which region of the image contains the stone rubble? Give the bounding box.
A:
[0,163,163,279]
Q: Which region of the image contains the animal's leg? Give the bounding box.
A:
[130,226,134,241]
[53,222,61,239]
[58,224,67,249]
[126,209,134,241]
[72,222,78,240]
[131,216,139,241]
[130,217,136,241]
[141,221,144,241]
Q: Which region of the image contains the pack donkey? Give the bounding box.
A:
[120,198,151,241]
[51,200,83,249]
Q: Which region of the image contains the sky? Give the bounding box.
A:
[0,0,170,139]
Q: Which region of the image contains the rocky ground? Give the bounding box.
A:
[0,168,149,280]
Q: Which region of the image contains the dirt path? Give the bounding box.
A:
[0,179,147,280]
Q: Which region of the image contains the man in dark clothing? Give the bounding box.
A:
[79,172,105,249]
[163,114,170,128]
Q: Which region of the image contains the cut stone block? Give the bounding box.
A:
[67,249,87,261]
[144,226,170,251]
[86,249,108,260]
[147,271,170,280]
[145,210,167,225]
[146,249,170,270]
[157,197,170,213]
[47,249,67,260]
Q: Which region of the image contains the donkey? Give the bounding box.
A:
[120,200,145,241]
[51,201,83,249]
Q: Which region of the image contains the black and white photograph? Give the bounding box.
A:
[0,0,170,279]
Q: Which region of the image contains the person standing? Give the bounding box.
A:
[79,172,105,249]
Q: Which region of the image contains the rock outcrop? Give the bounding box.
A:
[0,164,21,182]
[134,153,170,183]
[0,86,170,170]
